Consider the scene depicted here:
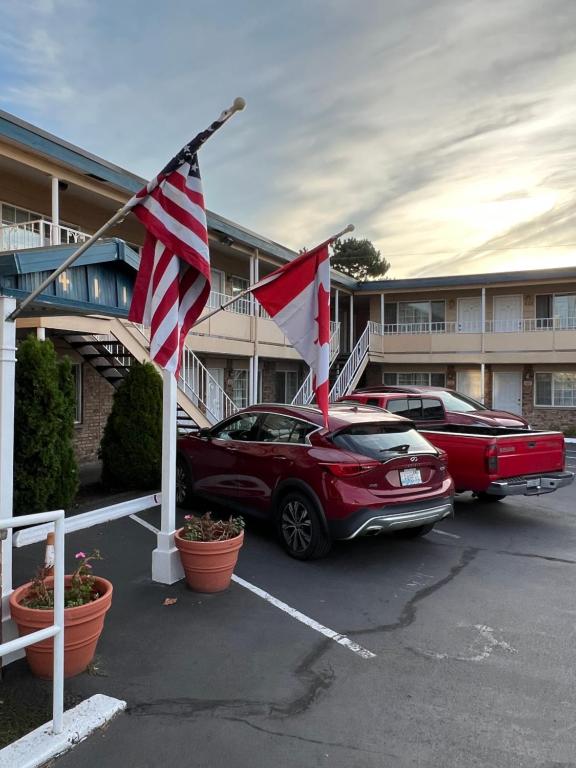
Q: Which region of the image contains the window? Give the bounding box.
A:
[332,424,436,459]
[421,398,445,420]
[212,412,260,441]
[384,302,397,326]
[230,275,251,314]
[259,414,315,444]
[71,364,82,424]
[535,373,576,407]
[231,369,248,409]
[386,399,411,417]
[396,301,445,331]
[382,372,446,387]
[274,370,299,403]
[535,294,576,330]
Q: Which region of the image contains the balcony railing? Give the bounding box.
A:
[0,220,91,251]
[369,317,576,336]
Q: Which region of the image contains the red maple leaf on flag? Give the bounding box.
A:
[315,283,330,346]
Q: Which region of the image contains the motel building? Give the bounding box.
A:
[0,107,576,463]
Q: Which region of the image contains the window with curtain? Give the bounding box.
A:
[231,369,248,408]
[383,372,446,387]
[535,372,576,407]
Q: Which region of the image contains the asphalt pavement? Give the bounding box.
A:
[7,480,576,768]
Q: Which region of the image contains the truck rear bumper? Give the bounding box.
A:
[330,497,454,540]
[486,471,574,497]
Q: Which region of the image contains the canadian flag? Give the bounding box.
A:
[252,243,331,426]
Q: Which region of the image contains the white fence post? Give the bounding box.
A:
[0,509,65,735]
[152,370,184,584]
[0,297,16,641]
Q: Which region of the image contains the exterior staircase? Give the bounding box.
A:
[62,319,237,431]
[291,321,341,406]
[329,323,371,401]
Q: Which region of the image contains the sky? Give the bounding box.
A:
[1,0,576,278]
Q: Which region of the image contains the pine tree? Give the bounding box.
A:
[331,237,390,281]
[99,362,163,490]
[14,336,78,515]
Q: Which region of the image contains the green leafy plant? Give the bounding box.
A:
[181,512,244,542]
[14,336,78,515]
[331,237,390,281]
[99,362,163,490]
[22,550,103,610]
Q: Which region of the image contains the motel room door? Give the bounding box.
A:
[493,372,522,415]
[457,297,482,333]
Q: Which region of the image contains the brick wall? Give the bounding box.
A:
[521,365,576,431]
[73,363,115,462]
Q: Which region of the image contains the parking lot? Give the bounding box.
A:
[8,478,576,768]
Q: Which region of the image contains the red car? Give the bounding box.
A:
[346,386,530,429]
[176,403,454,559]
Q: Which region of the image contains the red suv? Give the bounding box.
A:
[345,386,529,429]
[176,403,454,559]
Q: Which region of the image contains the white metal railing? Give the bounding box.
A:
[180,345,238,423]
[206,290,252,316]
[292,321,341,405]
[0,220,91,251]
[1,509,65,734]
[329,323,371,401]
[370,317,576,336]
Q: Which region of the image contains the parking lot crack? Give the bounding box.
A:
[347,546,479,638]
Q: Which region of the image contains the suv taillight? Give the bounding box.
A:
[485,444,499,474]
[321,461,379,478]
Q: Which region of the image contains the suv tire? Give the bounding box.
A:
[176,458,194,508]
[276,491,332,560]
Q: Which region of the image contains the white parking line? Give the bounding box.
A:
[232,574,376,659]
[432,528,461,539]
[129,514,160,534]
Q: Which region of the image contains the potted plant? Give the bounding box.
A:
[175,513,245,593]
[9,550,113,679]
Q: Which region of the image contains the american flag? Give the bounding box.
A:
[127,119,226,374]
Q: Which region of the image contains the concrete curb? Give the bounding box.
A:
[0,694,126,768]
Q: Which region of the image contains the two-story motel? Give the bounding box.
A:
[1,108,575,464]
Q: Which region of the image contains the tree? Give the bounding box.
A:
[331,237,390,281]
[14,336,78,515]
[99,362,163,490]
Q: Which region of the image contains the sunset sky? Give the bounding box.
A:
[2,0,576,277]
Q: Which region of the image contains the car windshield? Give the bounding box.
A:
[433,391,487,413]
[331,424,436,459]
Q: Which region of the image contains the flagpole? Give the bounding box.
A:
[191,223,355,328]
[7,97,247,323]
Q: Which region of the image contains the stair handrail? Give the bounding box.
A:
[179,345,238,423]
[116,320,237,424]
[329,323,371,401]
[291,321,341,405]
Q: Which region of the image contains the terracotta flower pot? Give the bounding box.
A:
[175,528,244,593]
[9,575,113,679]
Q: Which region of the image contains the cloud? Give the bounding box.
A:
[1,0,576,277]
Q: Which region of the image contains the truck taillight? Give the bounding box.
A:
[485,444,499,474]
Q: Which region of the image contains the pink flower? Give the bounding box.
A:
[184,515,191,521]
[84,563,92,569]
[75,551,86,559]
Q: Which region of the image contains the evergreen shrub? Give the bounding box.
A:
[99,362,162,490]
[14,336,78,515]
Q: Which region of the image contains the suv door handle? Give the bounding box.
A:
[273,455,288,461]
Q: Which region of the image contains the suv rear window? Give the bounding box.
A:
[331,424,436,459]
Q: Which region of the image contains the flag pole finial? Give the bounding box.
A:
[232,97,247,112]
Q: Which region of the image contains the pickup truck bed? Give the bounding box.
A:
[419,425,574,497]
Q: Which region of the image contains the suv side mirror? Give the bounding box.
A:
[197,427,212,439]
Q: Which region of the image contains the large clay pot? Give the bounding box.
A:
[9,575,113,679]
[175,528,244,593]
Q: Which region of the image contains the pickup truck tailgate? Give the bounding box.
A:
[495,432,564,477]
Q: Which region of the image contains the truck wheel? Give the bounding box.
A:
[275,492,332,560]
[395,523,435,539]
[477,492,505,503]
[176,458,194,508]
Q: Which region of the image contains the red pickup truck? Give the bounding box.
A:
[417,425,572,501]
[339,395,573,500]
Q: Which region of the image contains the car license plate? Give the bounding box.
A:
[526,478,540,489]
[400,468,422,486]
